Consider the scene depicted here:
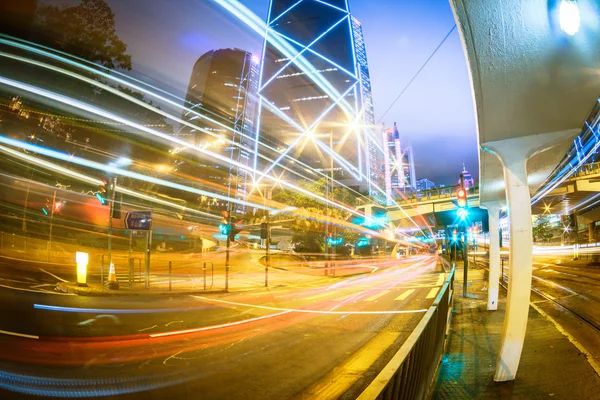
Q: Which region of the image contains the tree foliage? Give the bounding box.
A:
[532,216,553,243]
[273,178,360,253]
[34,0,132,70]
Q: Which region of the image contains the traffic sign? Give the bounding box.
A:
[124,211,152,230]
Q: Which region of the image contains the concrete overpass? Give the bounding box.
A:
[451,0,600,382]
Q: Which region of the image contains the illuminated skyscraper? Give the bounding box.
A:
[256,0,383,201]
[384,122,416,197]
[178,48,259,213]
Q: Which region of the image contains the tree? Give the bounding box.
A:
[34,0,132,70]
[532,216,553,243]
[272,178,361,253]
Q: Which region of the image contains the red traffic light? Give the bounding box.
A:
[456,187,467,207]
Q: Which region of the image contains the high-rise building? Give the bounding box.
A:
[256,0,382,200]
[416,178,435,192]
[457,164,476,188]
[178,48,259,213]
[383,122,416,198]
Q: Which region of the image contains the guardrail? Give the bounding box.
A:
[357,258,455,400]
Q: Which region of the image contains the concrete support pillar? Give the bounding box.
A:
[482,201,503,311]
[494,158,532,381]
[484,129,578,382]
[589,221,595,243]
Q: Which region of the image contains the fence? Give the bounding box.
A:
[357,258,455,400]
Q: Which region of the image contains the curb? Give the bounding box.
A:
[56,282,227,297]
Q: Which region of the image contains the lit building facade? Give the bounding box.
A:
[383,122,416,199]
[416,178,435,192]
[178,48,259,213]
[257,0,383,200]
[457,164,475,189]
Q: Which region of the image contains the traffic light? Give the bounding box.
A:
[42,198,50,215]
[327,237,343,246]
[228,219,243,241]
[456,186,468,221]
[96,179,107,206]
[113,193,122,219]
[219,223,229,235]
[260,222,268,240]
[456,187,467,208]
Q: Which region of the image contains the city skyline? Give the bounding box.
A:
[99,0,477,187]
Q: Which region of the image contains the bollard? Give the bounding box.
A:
[101,254,105,284]
[169,261,172,291]
[203,262,207,290]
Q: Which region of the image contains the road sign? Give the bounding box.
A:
[124,211,152,230]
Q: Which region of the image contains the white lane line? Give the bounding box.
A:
[39,268,67,282]
[0,284,72,295]
[305,291,337,301]
[436,273,445,286]
[192,295,427,315]
[395,289,415,301]
[426,287,439,299]
[0,329,39,339]
[364,290,389,302]
[150,310,292,338]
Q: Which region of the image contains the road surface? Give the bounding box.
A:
[0,255,447,399]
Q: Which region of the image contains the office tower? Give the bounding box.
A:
[257,0,381,199]
[416,178,435,192]
[179,48,259,213]
[384,122,416,197]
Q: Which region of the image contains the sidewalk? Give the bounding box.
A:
[430,265,600,399]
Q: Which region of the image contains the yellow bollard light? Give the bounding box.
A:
[76,251,88,287]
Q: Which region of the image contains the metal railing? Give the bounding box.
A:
[357,258,455,400]
[393,185,479,205]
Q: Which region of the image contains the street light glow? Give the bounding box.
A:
[560,0,580,36]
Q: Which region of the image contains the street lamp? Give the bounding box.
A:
[560,0,580,36]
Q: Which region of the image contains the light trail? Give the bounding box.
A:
[149,310,292,338]
[0,75,372,219]
[0,142,221,220]
[0,42,429,238]
[0,140,400,242]
[191,295,427,315]
[0,40,356,193]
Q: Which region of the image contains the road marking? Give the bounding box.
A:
[436,273,445,286]
[192,295,427,315]
[150,310,292,338]
[364,290,389,302]
[301,331,399,399]
[0,284,72,295]
[426,287,439,299]
[395,289,415,301]
[34,304,193,313]
[530,302,600,377]
[0,329,39,339]
[39,268,67,282]
[305,291,341,301]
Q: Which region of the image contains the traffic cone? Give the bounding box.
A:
[106,262,119,290]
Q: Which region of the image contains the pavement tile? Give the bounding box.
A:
[430,266,600,399]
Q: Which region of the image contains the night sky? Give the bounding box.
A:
[103,0,478,186]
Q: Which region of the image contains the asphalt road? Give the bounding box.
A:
[521,255,600,367]
[0,255,446,399]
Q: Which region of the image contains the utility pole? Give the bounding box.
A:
[47,189,57,263]
[460,173,469,297]
[265,189,272,287]
[330,132,335,268]
[107,176,117,269]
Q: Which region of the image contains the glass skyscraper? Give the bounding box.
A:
[256,0,384,201]
[178,48,259,213]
